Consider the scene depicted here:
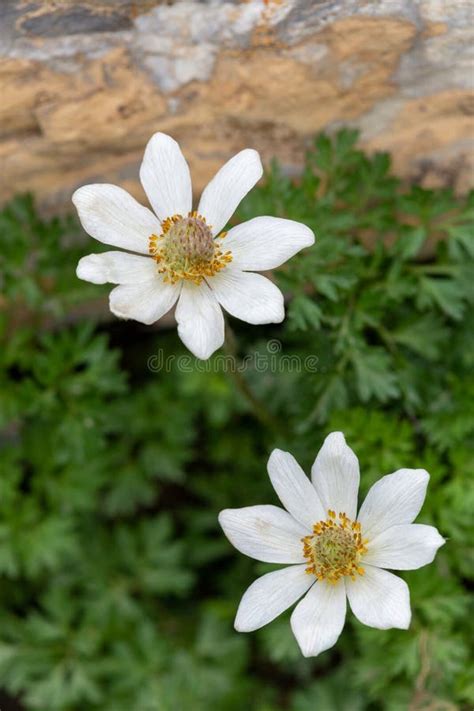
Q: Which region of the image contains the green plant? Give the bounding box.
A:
[0,130,472,710]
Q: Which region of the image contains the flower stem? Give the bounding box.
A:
[223,321,285,438]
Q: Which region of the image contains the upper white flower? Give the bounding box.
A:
[219,432,445,657]
[73,133,315,360]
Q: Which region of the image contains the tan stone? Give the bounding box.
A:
[35,49,168,152]
[365,90,474,192]
[0,0,473,211]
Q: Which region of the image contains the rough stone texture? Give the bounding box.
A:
[0,0,473,212]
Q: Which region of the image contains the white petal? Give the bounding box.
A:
[77,252,157,285]
[198,149,263,236]
[290,580,347,657]
[175,281,224,360]
[224,217,315,271]
[311,432,360,520]
[207,267,284,325]
[357,469,429,540]
[218,505,307,564]
[139,132,192,221]
[362,524,445,570]
[109,278,181,325]
[345,565,411,630]
[267,449,325,530]
[235,564,314,632]
[73,184,160,254]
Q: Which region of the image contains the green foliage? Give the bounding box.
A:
[0,130,472,710]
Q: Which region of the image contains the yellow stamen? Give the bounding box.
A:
[148,211,232,285]
[302,510,368,584]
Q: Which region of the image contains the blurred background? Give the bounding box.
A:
[1,0,473,210]
[0,2,473,711]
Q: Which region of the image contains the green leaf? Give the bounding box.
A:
[351,347,399,402]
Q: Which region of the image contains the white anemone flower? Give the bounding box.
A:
[219,432,445,657]
[73,133,314,359]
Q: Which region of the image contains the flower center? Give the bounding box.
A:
[148,211,232,285]
[302,510,368,583]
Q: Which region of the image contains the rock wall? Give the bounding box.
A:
[0,0,473,212]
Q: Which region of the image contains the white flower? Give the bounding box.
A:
[219,432,445,657]
[73,133,314,360]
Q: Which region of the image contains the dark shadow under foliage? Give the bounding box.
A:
[0,131,473,710]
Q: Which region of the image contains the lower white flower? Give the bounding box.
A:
[219,432,445,657]
[73,133,314,360]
